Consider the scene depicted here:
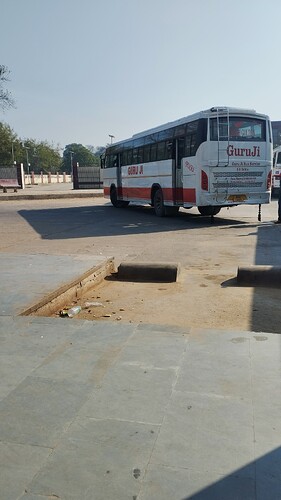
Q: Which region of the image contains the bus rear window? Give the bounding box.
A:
[210,117,266,141]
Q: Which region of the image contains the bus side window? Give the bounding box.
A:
[151,143,157,162]
[143,145,150,163]
[127,149,133,165]
[157,141,166,161]
[113,155,118,168]
[185,135,191,156]
[122,150,128,166]
[190,134,197,155]
[166,141,173,159]
[278,152,281,166]
[138,147,144,163]
[132,148,138,164]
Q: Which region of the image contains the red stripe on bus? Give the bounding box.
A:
[120,187,150,199]
[104,186,196,204]
[183,188,196,203]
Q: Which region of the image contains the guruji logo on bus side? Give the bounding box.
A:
[227,145,260,157]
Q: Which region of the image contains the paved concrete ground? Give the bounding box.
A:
[0,186,281,499]
[0,182,103,201]
[0,254,109,316]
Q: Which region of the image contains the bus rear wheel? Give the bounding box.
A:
[198,206,221,216]
[110,186,130,208]
[153,189,166,217]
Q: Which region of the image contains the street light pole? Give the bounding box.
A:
[22,142,31,182]
[70,151,74,180]
[25,148,30,175]
[109,134,115,144]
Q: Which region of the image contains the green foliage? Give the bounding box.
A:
[0,121,106,173]
[62,143,99,173]
[0,65,15,111]
[27,140,62,173]
[0,122,17,164]
[86,145,105,157]
[0,122,62,172]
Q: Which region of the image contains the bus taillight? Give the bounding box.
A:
[267,171,272,190]
[201,170,208,191]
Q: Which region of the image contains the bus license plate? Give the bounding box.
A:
[228,194,247,202]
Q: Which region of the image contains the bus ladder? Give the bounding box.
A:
[216,107,230,167]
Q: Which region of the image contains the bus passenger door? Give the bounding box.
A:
[116,153,123,199]
[172,138,184,204]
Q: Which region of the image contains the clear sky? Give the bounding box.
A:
[1,0,281,149]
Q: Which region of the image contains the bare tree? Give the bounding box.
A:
[0,65,15,111]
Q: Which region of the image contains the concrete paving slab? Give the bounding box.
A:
[0,376,92,447]
[176,337,252,399]
[79,362,177,424]
[0,253,109,316]
[68,319,137,350]
[0,442,51,500]
[0,316,280,499]
[28,417,158,500]
[138,464,255,500]
[150,389,254,472]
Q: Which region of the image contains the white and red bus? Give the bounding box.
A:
[272,145,281,196]
[103,107,272,217]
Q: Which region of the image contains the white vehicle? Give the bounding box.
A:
[103,107,272,217]
[272,145,281,195]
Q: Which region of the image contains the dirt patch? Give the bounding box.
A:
[52,269,281,334]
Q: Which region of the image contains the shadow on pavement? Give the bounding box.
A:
[18,204,247,240]
[183,446,281,499]
[221,223,281,334]
[251,223,281,333]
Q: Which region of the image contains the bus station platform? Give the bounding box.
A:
[0,181,104,201]
[0,252,280,500]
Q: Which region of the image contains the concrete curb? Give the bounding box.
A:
[20,258,115,317]
[0,192,104,202]
[117,262,179,282]
[237,265,281,287]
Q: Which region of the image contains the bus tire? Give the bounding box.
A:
[110,186,130,208]
[198,206,221,216]
[153,188,166,217]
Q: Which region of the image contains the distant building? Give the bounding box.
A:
[272,121,281,148]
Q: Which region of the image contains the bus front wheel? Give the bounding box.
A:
[153,189,166,217]
[110,187,129,208]
[198,206,221,216]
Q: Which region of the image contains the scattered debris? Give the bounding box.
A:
[84,301,103,307]
[60,306,82,318]
[133,468,141,479]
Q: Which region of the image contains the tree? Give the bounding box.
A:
[62,143,98,173]
[86,144,105,159]
[0,122,62,171]
[23,139,62,173]
[0,65,15,111]
[0,122,18,165]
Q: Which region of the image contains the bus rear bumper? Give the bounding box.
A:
[198,192,271,206]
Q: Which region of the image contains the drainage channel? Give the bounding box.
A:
[20,258,115,318]
[20,261,180,324]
